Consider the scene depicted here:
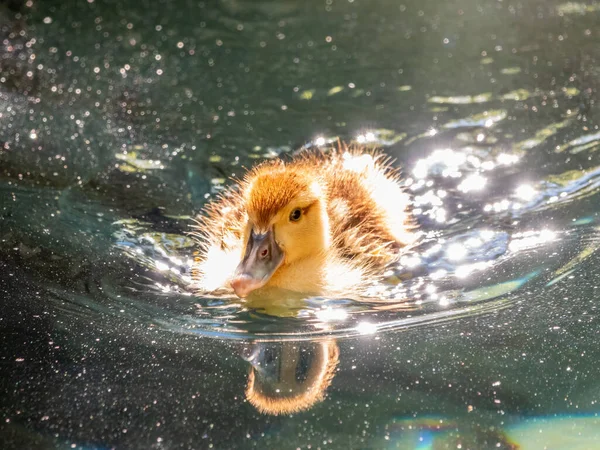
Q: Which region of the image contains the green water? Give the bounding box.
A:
[1,0,600,448]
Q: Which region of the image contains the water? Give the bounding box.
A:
[1,0,600,448]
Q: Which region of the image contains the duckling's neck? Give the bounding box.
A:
[265,251,367,296]
[267,252,330,294]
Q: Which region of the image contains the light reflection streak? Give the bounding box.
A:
[423,243,443,257]
[455,261,493,278]
[356,322,378,335]
[155,260,169,271]
[314,308,349,323]
[154,283,171,293]
[509,229,557,253]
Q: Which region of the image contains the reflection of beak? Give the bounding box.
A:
[241,345,260,362]
[231,228,284,298]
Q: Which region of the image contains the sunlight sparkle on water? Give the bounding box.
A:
[484,199,511,213]
[412,148,469,181]
[430,269,448,280]
[434,208,447,223]
[413,189,447,223]
[314,308,349,323]
[155,260,169,271]
[356,131,376,143]
[457,173,487,193]
[467,155,482,168]
[481,160,496,171]
[400,254,422,268]
[315,136,326,146]
[509,229,557,252]
[446,243,468,261]
[455,261,493,278]
[480,229,495,240]
[414,190,444,207]
[356,322,378,335]
[423,243,443,257]
[154,282,171,293]
[168,256,184,266]
[515,184,537,201]
[465,237,483,248]
[497,153,520,165]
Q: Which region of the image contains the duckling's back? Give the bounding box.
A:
[319,149,413,269]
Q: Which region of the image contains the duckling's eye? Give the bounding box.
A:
[289,208,302,222]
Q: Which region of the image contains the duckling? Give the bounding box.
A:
[192,144,414,298]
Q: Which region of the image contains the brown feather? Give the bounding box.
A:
[245,161,314,229]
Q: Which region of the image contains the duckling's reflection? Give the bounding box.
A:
[241,340,339,415]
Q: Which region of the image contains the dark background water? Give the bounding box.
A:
[1,0,600,448]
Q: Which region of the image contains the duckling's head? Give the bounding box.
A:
[231,164,330,298]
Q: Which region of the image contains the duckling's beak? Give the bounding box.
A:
[231,228,284,298]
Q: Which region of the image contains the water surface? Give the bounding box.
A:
[1,0,600,448]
